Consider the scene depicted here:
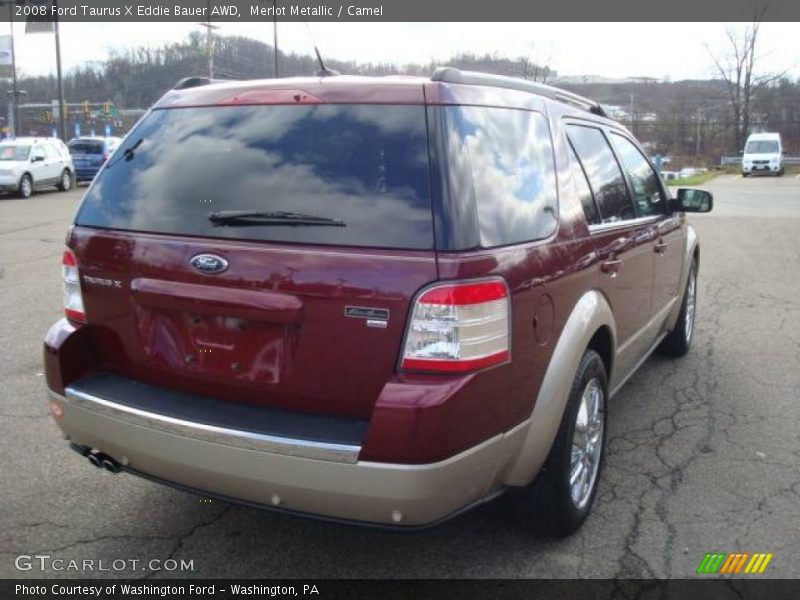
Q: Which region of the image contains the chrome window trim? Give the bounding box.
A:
[587,215,660,234]
[62,387,361,464]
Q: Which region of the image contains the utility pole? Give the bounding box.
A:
[6,89,26,136]
[629,93,635,135]
[197,0,218,78]
[54,1,67,141]
[272,0,279,77]
[7,1,20,135]
[695,108,702,159]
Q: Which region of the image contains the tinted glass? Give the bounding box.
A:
[568,141,600,225]
[0,145,30,161]
[567,125,634,223]
[43,143,61,159]
[745,140,779,153]
[610,133,665,217]
[445,106,557,247]
[76,105,433,249]
[69,140,105,154]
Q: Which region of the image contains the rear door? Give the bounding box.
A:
[608,132,682,325]
[71,103,437,420]
[567,123,655,383]
[44,142,68,180]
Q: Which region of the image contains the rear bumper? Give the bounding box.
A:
[74,169,99,181]
[48,387,525,526]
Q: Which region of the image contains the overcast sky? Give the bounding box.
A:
[7,21,800,82]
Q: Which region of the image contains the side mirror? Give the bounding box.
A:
[32,154,45,163]
[671,188,713,213]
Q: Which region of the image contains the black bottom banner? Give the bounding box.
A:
[4,579,800,600]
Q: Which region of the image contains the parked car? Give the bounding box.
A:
[68,136,123,184]
[0,137,74,198]
[43,69,712,535]
[742,132,784,176]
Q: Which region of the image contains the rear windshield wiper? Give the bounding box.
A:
[104,138,143,170]
[208,210,346,227]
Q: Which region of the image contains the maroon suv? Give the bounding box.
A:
[44,68,712,535]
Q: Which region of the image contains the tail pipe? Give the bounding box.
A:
[72,444,122,474]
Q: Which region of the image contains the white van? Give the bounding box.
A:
[742,132,784,177]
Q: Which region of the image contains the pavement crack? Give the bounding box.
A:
[140,505,233,579]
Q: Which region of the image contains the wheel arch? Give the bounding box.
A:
[18,171,33,193]
[503,290,617,487]
[666,223,700,331]
[587,325,614,382]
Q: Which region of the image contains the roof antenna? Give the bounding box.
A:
[303,20,339,77]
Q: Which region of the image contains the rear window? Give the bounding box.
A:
[75,105,434,250]
[69,140,105,154]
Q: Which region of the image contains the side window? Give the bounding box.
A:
[43,143,59,159]
[31,145,46,161]
[610,133,665,217]
[445,105,558,247]
[567,140,600,225]
[567,124,635,223]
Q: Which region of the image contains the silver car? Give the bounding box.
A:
[0,137,75,198]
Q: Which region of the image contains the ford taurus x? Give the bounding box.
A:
[44,69,713,535]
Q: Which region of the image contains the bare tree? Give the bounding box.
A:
[707,3,778,153]
[519,53,552,84]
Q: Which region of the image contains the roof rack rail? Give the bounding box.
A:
[173,76,229,91]
[431,67,608,118]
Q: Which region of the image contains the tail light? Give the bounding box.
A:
[62,249,85,323]
[400,279,510,373]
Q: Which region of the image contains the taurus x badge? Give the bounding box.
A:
[190,254,229,274]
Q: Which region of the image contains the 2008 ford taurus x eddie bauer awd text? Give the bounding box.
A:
[44,68,713,535]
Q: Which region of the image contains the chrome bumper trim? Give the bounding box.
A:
[61,387,361,464]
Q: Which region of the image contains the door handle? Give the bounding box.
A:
[654,241,668,255]
[600,259,623,275]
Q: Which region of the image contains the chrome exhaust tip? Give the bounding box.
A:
[101,457,121,474]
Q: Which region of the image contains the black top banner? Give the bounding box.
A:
[1,0,800,22]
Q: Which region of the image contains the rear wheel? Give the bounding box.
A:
[58,169,72,191]
[659,260,697,357]
[18,174,32,199]
[510,349,607,537]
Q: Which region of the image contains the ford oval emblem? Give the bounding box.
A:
[190,254,229,274]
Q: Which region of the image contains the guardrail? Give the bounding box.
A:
[721,156,800,166]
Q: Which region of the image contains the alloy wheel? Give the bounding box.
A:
[684,269,696,343]
[569,378,605,509]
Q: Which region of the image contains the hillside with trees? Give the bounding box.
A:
[3,31,798,165]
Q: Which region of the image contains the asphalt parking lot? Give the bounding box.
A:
[1,174,798,579]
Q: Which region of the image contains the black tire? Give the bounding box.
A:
[58,169,72,191]
[742,172,750,178]
[17,174,33,199]
[658,260,697,357]
[510,349,607,537]
[777,168,785,177]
